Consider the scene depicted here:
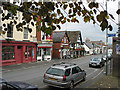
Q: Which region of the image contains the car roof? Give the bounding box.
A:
[0,78,7,83]
[51,62,78,70]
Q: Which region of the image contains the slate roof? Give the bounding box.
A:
[66,31,83,44]
[53,32,66,43]
[84,42,93,49]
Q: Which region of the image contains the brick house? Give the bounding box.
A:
[52,31,70,59]
[0,7,37,66]
[36,16,53,61]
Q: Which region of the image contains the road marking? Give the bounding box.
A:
[75,68,104,88]
[91,68,104,79]
[86,69,98,77]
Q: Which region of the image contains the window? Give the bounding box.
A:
[65,68,71,76]
[46,68,64,76]
[64,37,66,43]
[25,46,27,59]
[2,46,15,60]
[7,24,13,38]
[33,46,35,58]
[72,66,82,74]
[44,48,51,55]
[24,27,28,39]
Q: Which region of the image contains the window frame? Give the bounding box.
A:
[2,46,15,60]
[24,27,28,39]
[7,24,13,38]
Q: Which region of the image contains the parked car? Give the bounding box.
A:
[101,54,112,62]
[43,62,86,89]
[0,78,38,90]
[89,58,105,68]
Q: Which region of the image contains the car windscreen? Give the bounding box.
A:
[92,58,100,61]
[46,68,64,76]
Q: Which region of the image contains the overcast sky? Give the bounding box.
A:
[9,0,119,44]
[55,0,118,44]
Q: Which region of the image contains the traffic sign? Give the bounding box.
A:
[108,33,116,37]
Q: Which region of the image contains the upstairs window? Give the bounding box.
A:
[24,27,28,39]
[7,24,13,38]
[64,37,66,43]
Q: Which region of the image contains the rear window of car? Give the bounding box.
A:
[46,68,64,76]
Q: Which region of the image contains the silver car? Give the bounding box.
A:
[89,58,105,68]
[43,62,86,89]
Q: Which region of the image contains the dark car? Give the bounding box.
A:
[0,78,38,90]
[89,58,105,68]
[43,62,86,89]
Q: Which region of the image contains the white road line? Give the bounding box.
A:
[86,69,98,77]
[91,68,104,79]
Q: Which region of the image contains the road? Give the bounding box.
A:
[2,54,106,89]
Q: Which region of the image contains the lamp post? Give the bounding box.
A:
[105,0,108,75]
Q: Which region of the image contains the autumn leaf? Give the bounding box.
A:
[57,9,61,15]
[69,9,72,14]
[63,4,68,10]
[96,15,103,22]
[69,3,73,8]
[84,16,90,22]
[108,25,113,31]
[57,25,61,30]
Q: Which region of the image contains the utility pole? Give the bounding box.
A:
[105,0,108,75]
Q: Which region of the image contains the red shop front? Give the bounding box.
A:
[0,40,37,66]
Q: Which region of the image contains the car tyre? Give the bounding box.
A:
[69,81,74,89]
[100,64,102,68]
[82,76,86,81]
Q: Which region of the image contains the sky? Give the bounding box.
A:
[8,0,119,44]
[55,0,119,44]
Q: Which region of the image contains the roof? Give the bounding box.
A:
[67,31,82,44]
[84,42,93,49]
[52,62,77,70]
[53,31,67,43]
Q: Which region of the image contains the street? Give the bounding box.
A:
[2,54,106,89]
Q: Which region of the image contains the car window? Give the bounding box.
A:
[72,66,81,74]
[65,68,71,76]
[1,83,17,90]
[46,67,64,76]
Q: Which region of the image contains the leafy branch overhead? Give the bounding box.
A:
[1,1,117,35]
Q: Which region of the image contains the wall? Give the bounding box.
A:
[0,8,36,42]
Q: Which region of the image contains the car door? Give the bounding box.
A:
[71,66,82,84]
[76,66,84,81]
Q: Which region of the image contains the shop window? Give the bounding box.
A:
[33,46,35,58]
[37,48,41,56]
[44,48,51,55]
[25,46,27,59]
[2,46,15,60]
[24,27,28,39]
[7,24,13,38]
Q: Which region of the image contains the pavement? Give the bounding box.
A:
[1,57,120,89]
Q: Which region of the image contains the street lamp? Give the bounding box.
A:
[105,0,108,75]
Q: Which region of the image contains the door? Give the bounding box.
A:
[28,46,32,62]
[17,46,23,63]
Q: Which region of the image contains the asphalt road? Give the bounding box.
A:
[2,54,106,89]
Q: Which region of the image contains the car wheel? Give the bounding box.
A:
[69,81,74,89]
[83,76,86,81]
[100,64,102,68]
